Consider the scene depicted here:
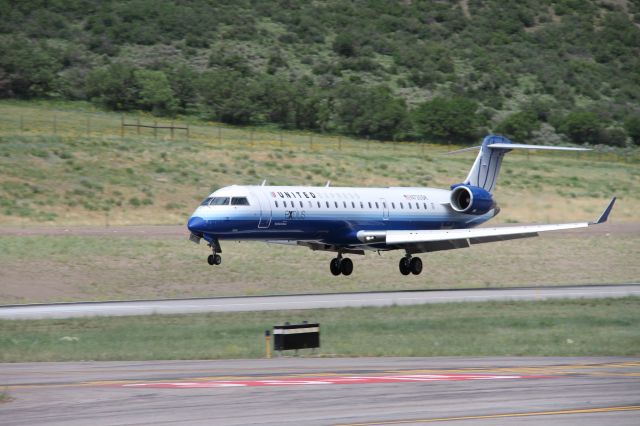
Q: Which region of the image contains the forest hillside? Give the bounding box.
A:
[1,0,640,145]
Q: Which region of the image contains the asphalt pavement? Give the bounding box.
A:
[1,284,638,319]
[1,357,639,425]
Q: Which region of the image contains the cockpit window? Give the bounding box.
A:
[200,197,213,206]
[231,197,250,206]
[210,197,230,206]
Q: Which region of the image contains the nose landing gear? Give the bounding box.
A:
[330,254,353,276]
[399,255,422,275]
[206,239,222,266]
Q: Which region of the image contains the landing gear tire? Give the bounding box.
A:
[409,257,422,275]
[207,254,222,266]
[399,257,411,275]
[340,258,353,276]
[330,258,341,276]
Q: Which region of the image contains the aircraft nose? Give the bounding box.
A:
[187,216,206,233]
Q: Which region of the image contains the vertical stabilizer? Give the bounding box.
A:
[463,135,512,193]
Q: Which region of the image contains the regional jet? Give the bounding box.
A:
[187,135,616,276]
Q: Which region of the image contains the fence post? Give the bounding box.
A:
[280,132,284,148]
[136,118,140,135]
[20,115,24,133]
[309,134,313,149]
[53,114,57,135]
[250,129,254,147]
[338,135,342,151]
[170,120,174,140]
[154,121,157,139]
[186,123,190,141]
[86,115,91,137]
[218,127,222,145]
[120,115,124,138]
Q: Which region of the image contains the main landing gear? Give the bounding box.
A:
[399,255,422,275]
[330,254,353,276]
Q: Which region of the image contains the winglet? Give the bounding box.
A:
[593,197,616,224]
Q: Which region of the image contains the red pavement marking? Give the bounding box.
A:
[121,374,546,389]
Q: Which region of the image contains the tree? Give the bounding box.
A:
[494,111,541,142]
[335,84,408,140]
[0,36,62,98]
[85,63,139,110]
[624,116,640,146]
[197,70,260,125]
[412,97,484,144]
[134,69,176,116]
[557,111,602,144]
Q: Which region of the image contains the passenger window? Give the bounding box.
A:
[375,202,379,209]
[334,201,338,208]
[424,203,427,210]
[275,201,279,208]
[317,201,321,208]
[416,203,420,210]
[360,202,364,208]
[211,197,230,206]
[200,197,213,206]
[343,201,347,208]
[383,202,387,209]
[368,202,372,208]
[231,197,250,206]
[326,201,330,208]
[408,203,412,209]
[392,202,395,209]
[400,203,404,209]
[352,202,355,208]
[299,201,303,208]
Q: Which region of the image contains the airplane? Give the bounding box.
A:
[187,134,616,276]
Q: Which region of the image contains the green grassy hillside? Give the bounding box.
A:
[1,101,638,226]
[1,1,639,145]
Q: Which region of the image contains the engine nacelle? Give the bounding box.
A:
[449,184,494,215]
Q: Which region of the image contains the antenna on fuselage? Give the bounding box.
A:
[261,179,267,186]
[325,181,331,187]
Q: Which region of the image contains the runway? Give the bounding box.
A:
[1,357,639,425]
[1,284,638,319]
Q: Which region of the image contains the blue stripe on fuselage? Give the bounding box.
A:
[188,215,491,245]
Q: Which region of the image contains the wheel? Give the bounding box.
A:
[340,258,353,276]
[410,257,423,275]
[207,254,215,265]
[213,254,222,265]
[330,258,341,276]
[399,257,411,275]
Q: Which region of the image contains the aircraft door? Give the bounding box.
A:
[381,198,389,220]
[252,189,272,229]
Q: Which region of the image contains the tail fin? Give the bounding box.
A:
[460,135,590,193]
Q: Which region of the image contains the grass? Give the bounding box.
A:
[0,388,11,404]
[0,297,638,362]
[0,232,638,304]
[0,100,638,226]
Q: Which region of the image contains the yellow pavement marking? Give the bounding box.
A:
[337,405,640,425]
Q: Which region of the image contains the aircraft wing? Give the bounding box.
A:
[358,197,616,254]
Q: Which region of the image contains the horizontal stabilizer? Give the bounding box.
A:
[488,143,591,151]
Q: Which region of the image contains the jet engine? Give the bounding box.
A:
[449,184,494,215]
